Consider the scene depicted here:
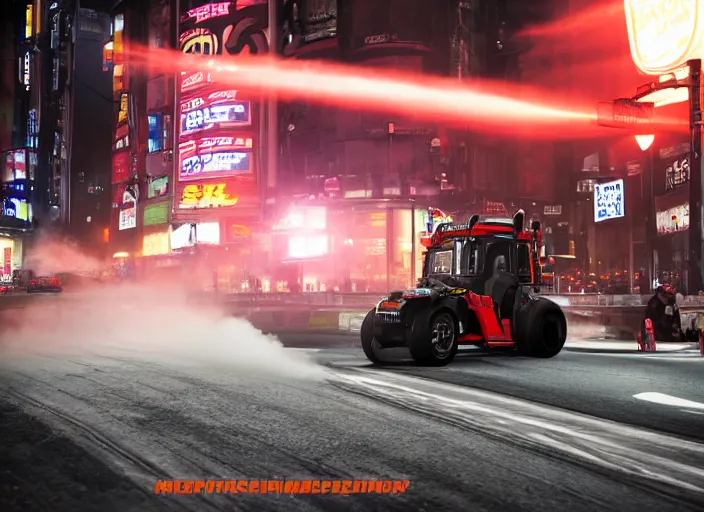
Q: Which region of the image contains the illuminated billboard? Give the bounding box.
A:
[180,152,251,180]
[656,203,689,235]
[2,150,30,182]
[184,2,231,24]
[112,14,126,97]
[179,135,254,181]
[594,179,625,223]
[179,1,269,56]
[180,101,251,137]
[112,151,130,183]
[180,70,214,94]
[119,186,138,230]
[180,135,253,155]
[179,181,240,209]
[3,198,32,222]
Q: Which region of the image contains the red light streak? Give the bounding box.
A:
[129,45,686,139]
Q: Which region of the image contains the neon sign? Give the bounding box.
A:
[625,0,701,74]
[180,28,219,55]
[180,71,213,94]
[181,152,251,179]
[179,183,239,209]
[185,2,230,24]
[181,90,239,113]
[181,102,251,135]
[180,136,254,157]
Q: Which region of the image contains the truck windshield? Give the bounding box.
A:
[428,250,453,274]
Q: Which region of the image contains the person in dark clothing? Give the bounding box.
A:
[642,284,682,342]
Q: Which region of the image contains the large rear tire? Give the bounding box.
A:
[408,311,459,366]
[515,298,567,358]
[361,309,385,365]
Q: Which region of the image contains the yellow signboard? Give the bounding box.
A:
[180,183,239,208]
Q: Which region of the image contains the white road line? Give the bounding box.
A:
[633,392,704,410]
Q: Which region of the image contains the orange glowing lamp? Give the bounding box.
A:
[625,0,703,75]
[635,134,654,151]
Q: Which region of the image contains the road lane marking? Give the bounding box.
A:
[633,392,704,410]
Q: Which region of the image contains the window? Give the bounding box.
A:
[483,240,512,275]
[460,241,480,275]
[516,243,532,283]
[428,250,452,275]
[115,134,129,150]
[147,113,163,153]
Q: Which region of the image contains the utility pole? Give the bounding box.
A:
[688,59,702,295]
[266,0,278,203]
[171,0,180,221]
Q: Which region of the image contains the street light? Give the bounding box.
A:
[635,134,655,151]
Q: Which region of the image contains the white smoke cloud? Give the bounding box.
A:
[0,282,324,382]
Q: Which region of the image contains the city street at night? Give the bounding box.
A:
[1,322,704,512]
[3,0,704,511]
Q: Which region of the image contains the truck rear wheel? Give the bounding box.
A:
[408,311,459,366]
[361,309,385,365]
[515,298,567,358]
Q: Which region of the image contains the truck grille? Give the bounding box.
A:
[376,311,401,323]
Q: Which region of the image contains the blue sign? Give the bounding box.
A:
[594,179,624,223]
[180,152,251,179]
[182,102,250,134]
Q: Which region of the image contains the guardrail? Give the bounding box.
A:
[214,292,704,308]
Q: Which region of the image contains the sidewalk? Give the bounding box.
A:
[564,339,698,353]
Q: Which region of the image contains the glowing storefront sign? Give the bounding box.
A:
[180,152,251,179]
[142,231,170,256]
[25,4,33,39]
[3,198,32,222]
[22,52,30,90]
[118,93,128,124]
[147,175,169,198]
[112,14,125,95]
[180,71,213,94]
[185,2,230,24]
[180,28,219,55]
[594,179,625,223]
[180,136,254,157]
[119,188,137,230]
[230,224,251,238]
[179,183,239,209]
[180,102,251,135]
[657,203,689,235]
[625,0,702,74]
[180,90,239,114]
[171,222,220,249]
[143,202,169,226]
[112,151,130,183]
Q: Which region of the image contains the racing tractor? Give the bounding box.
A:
[361,210,567,366]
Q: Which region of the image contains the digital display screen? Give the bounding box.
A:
[3,198,32,221]
[180,152,251,180]
[179,135,254,158]
[180,102,250,135]
[594,179,625,223]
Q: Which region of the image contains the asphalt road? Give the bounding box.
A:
[273,332,704,442]
[0,324,703,512]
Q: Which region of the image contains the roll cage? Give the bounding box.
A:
[421,209,543,290]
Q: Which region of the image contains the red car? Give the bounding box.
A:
[361,210,567,366]
[27,276,62,293]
